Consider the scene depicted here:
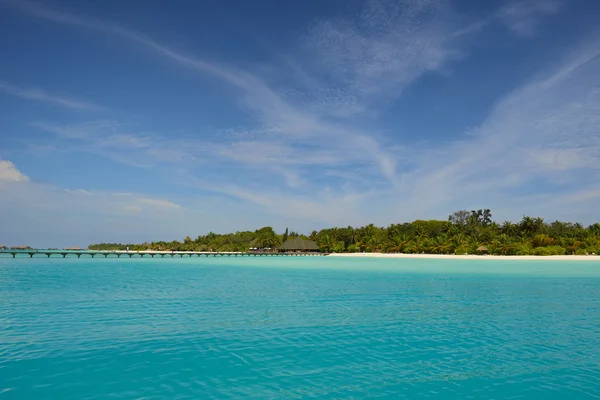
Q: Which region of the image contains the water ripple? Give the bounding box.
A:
[1,258,600,399]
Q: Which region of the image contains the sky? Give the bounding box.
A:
[1,0,599,247]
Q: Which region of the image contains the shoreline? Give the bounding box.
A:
[327,253,600,261]
[2,249,598,261]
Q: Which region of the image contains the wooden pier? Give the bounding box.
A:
[0,250,327,259]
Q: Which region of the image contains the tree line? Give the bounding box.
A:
[88,210,600,256]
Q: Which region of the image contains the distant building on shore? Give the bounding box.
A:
[64,247,82,251]
[0,245,7,250]
[279,238,320,253]
[476,246,489,254]
[11,245,32,250]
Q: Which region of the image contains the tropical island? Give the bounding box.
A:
[88,210,600,256]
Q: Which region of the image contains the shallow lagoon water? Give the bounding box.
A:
[1,257,600,399]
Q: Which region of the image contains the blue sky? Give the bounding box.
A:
[1,0,599,247]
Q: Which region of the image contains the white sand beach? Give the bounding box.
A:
[328,253,600,261]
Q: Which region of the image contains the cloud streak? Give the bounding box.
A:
[7,0,469,191]
[138,198,182,209]
[0,81,100,110]
[0,172,302,247]
[497,0,563,37]
[304,0,461,104]
[390,36,600,222]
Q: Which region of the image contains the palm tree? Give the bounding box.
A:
[206,232,218,241]
[318,233,334,253]
[572,223,587,240]
[412,225,428,241]
[520,216,542,236]
[588,223,600,234]
[326,228,339,242]
[416,238,433,254]
[348,226,358,244]
[534,217,546,233]
[385,235,411,253]
[501,221,516,235]
[386,224,403,238]
[432,235,451,254]
[531,234,554,248]
[254,230,280,249]
[357,224,381,252]
[450,234,467,254]
[365,237,381,252]
[491,234,515,255]
[362,223,378,237]
[480,224,499,243]
[584,234,600,250]
[549,221,567,237]
[447,225,461,236]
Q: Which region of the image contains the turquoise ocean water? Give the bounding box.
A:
[1,256,600,399]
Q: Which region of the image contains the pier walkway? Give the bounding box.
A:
[0,250,327,259]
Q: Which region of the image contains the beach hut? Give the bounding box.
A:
[476,245,489,255]
[279,238,320,253]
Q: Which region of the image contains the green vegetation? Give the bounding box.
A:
[88,210,600,256]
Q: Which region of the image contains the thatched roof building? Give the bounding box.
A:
[279,238,319,252]
[476,245,489,254]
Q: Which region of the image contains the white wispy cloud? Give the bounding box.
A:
[30,120,202,168]
[304,0,461,104]
[0,81,100,110]
[5,0,599,232]
[0,177,295,247]
[497,0,563,37]
[64,188,92,195]
[138,198,182,209]
[184,175,374,227]
[0,159,29,182]
[387,37,600,222]
[8,0,466,192]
